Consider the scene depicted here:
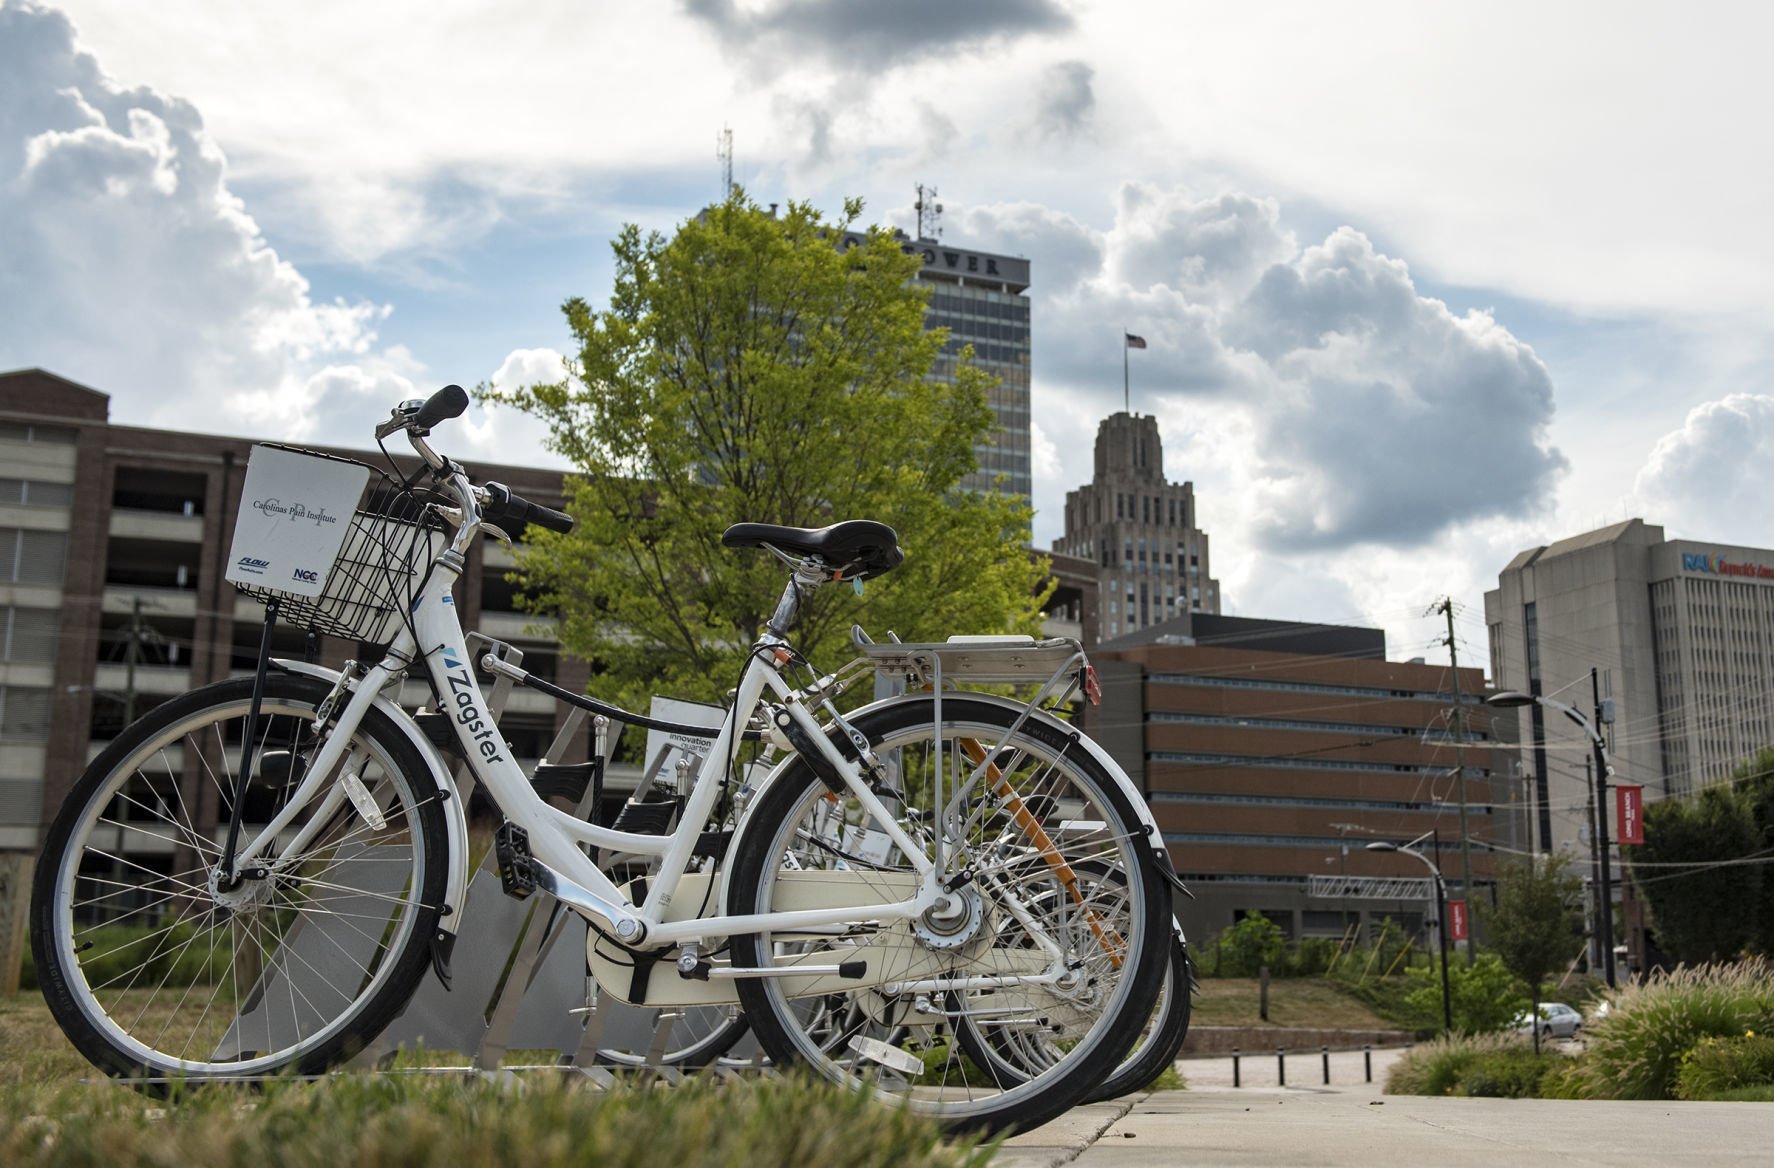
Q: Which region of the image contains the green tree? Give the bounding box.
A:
[1477,852,1583,1051]
[482,194,1051,706]
[1627,778,1761,964]
[1736,746,1774,954]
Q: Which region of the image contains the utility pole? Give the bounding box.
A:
[1591,667,1618,987]
[1435,597,1477,965]
[120,596,166,727]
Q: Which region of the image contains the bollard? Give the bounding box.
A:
[1364,1045,1372,1083]
[1278,1046,1286,1088]
[1232,1046,1241,1088]
[1322,1045,1330,1085]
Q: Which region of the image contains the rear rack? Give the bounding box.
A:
[849,626,1094,710]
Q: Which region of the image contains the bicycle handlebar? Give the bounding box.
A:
[413,383,468,430]
[483,480,575,537]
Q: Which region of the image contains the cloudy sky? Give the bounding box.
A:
[5,0,1772,674]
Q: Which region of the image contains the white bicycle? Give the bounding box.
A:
[31,386,1175,1134]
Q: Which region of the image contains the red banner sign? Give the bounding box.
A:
[1448,899,1469,942]
[1617,784,1645,845]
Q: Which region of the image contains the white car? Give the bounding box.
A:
[1515,1002,1584,1039]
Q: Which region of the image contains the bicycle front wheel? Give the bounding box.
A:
[31,673,449,1084]
[727,696,1169,1135]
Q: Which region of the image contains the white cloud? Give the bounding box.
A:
[0,1,407,444]
[967,185,1565,556]
[1633,394,1774,547]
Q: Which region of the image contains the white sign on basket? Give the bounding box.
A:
[225,446,370,599]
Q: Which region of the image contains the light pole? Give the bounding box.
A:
[1489,679,1617,987]
[1367,831,1452,1034]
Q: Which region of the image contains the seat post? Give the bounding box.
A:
[764,557,828,639]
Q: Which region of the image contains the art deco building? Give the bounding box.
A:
[1049,412,1220,643]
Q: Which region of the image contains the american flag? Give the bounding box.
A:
[1125,333,1147,349]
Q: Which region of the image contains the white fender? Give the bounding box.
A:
[272,659,471,935]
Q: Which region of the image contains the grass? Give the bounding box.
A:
[1188,978,1395,1030]
[0,1071,997,1168]
[2,993,998,1168]
[1576,960,1774,1100]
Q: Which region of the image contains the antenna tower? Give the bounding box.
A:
[914,183,943,241]
[717,125,734,200]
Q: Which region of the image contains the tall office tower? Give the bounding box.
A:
[1487,519,1774,832]
[1050,412,1221,643]
[837,224,1033,499]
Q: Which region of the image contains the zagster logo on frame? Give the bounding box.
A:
[1681,552,1774,580]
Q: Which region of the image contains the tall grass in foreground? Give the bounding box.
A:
[1576,959,1774,1100]
[0,1072,996,1168]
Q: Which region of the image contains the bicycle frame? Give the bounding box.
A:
[226,518,947,956]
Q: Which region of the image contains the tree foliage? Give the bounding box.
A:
[1403,950,1527,1034]
[1210,915,1287,977]
[1478,852,1584,1009]
[1626,747,1774,964]
[481,194,1052,706]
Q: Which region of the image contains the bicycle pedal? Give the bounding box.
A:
[494,821,538,900]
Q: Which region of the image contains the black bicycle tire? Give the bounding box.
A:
[30,674,450,1085]
[1084,933,1191,1101]
[726,695,1169,1135]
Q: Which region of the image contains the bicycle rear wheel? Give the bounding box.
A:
[31,673,449,1084]
[726,696,1168,1135]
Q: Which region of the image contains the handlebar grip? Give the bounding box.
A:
[522,498,575,535]
[413,384,469,430]
[484,481,575,537]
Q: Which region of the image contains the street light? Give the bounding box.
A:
[1489,681,1617,988]
[1367,831,1453,1034]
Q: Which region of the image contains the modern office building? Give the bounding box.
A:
[1485,518,1774,851]
[1084,613,1506,942]
[0,368,587,852]
[837,225,1032,499]
[1048,412,1221,643]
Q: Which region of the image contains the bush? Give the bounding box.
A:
[1208,916,1287,978]
[1576,959,1774,1099]
[1287,937,1340,978]
[1675,1033,1774,1100]
[1385,1032,1544,1096]
[1461,1048,1559,1098]
[1401,951,1527,1034]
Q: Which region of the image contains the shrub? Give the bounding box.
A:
[1387,1033,1567,1098]
[1210,916,1287,978]
[1402,950,1527,1034]
[1386,1032,1528,1096]
[1461,1048,1559,1098]
[1576,959,1774,1099]
[1674,1033,1774,1100]
[1287,937,1340,978]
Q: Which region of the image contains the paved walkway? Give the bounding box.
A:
[994,1047,1772,1167]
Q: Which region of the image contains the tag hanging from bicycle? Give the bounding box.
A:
[225,445,369,599]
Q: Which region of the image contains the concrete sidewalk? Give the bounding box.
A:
[994,1047,1771,1167]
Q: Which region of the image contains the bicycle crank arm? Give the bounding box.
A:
[529,858,648,943]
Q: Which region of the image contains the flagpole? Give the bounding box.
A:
[1123,328,1129,412]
